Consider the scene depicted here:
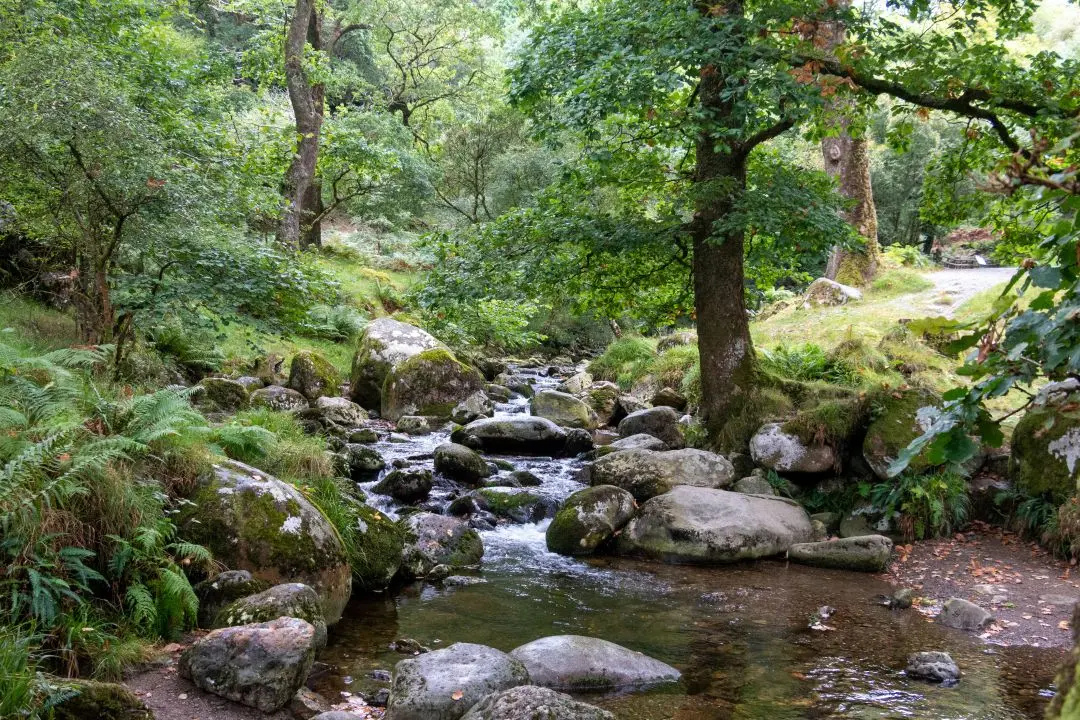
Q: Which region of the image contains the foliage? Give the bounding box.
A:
[867,469,970,541]
[299,304,368,343]
[587,338,656,387]
[882,245,934,269]
[416,297,547,352]
[759,344,859,387]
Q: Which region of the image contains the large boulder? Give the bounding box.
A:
[250,385,310,412]
[531,390,599,430]
[651,387,687,411]
[338,443,386,479]
[862,388,942,480]
[179,617,317,712]
[315,396,368,427]
[348,503,405,591]
[787,535,893,572]
[197,377,249,413]
[749,423,836,474]
[453,417,569,456]
[288,351,343,401]
[213,583,327,649]
[937,597,993,631]
[193,570,267,628]
[803,277,862,307]
[461,686,614,720]
[600,433,668,455]
[350,317,445,409]
[399,512,484,579]
[558,372,594,396]
[434,442,491,486]
[469,488,552,523]
[53,680,153,720]
[509,635,680,692]
[386,643,530,720]
[546,485,636,556]
[615,486,815,564]
[590,448,734,501]
[374,468,434,504]
[383,348,485,422]
[581,382,621,426]
[1010,405,1080,503]
[177,460,351,624]
[617,407,685,449]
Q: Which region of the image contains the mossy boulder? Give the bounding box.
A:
[557,372,594,395]
[434,442,490,486]
[288,351,343,401]
[546,485,636,556]
[617,407,685,449]
[177,460,351,625]
[250,385,309,412]
[803,277,862,307]
[382,348,484,422]
[350,317,445,409]
[337,443,386,480]
[750,423,837,474]
[197,377,250,413]
[787,535,893,572]
[531,390,600,430]
[214,583,327,649]
[194,570,268,628]
[54,680,153,720]
[399,512,484,579]
[582,381,621,426]
[472,488,553,523]
[453,416,570,455]
[374,468,434,503]
[590,448,735,502]
[862,388,943,480]
[1010,405,1080,503]
[349,503,405,591]
[314,396,368,428]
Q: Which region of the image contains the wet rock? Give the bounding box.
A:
[462,685,614,720]
[434,443,491,486]
[906,651,960,684]
[374,468,434,504]
[315,396,368,427]
[454,416,569,455]
[349,504,405,592]
[803,277,862,307]
[564,428,594,455]
[509,635,680,691]
[787,535,893,572]
[350,317,446,410]
[509,469,542,486]
[288,351,343,401]
[396,415,431,435]
[531,390,600,430]
[1011,404,1080,503]
[557,372,594,396]
[547,485,637,556]
[213,582,327,650]
[602,433,668,454]
[349,427,378,443]
[399,512,484,578]
[197,377,249,413]
[937,597,993,631]
[194,570,268,628]
[749,423,836,474]
[452,391,495,424]
[590,448,734,501]
[651,387,687,411]
[810,512,840,535]
[733,475,775,495]
[250,385,310,412]
[291,688,332,719]
[177,460,351,624]
[581,382,621,426]
[390,638,431,654]
[339,443,387,479]
[495,373,536,398]
[470,488,552,523]
[617,406,685,449]
[383,348,484,422]
[386,643,529,720]
[892,588,916,609]
[615,486,815,564]
[179,617,317,712]
[485,384,512,403]
[53,679,153,720]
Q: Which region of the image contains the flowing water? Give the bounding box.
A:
[316,366,1064,719]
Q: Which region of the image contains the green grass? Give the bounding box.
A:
[869,268,935,298]
[0,292,80,351]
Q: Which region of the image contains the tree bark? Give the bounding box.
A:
[278,0,324,248]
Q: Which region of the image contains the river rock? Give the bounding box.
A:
[461,686,614,720]
[386,643,529,720]
[179,617,317,712]
[615,486,814,563]
[1011,404,1080,503]
[803,277,862,306]
[733,475,775,495]
[509,635,680,691]
[315,396,368,427]
[590,448,734,501]
[906,651,960,684]
[531,390,600,430]
[213,583,327,650]
[787,535,893,572]
[53,679,153,720]
[382,348,484,422]
[197,377,250,413]
[485,384,512,402]
[434,442,491,486]
[194,570,268,628]
[454,416,569,455]
[288,351,343,401]
[350,503,405,591]
[937,597,993,631]
[609,433,668,452]
[350,317,446,409]
[651,387,687,411]
[178,460,351,624]
[399,512,484,578]
[396,415,431,435]
[338,443,386,479]
[250,385,310,412]
[452,391,495,424]
[749,423,836,474]
[556,372,592,396]
[546,485,636,556]
[617,406,685,449]
[374,468,434,503]
[467,488,552,523]
[580,382,620,426]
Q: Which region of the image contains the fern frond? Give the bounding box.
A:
[125,583,157,632]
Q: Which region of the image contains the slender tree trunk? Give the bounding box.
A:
[820,4,879,286]
[301,179,323,249]
[278,0,323,248]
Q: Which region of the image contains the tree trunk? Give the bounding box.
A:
[278,0,323,248]
[301,178,323,249]
[820,4,879,286]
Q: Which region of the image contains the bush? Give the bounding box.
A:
[867,469,970,541]
[650,345,699,390]
[882,245,934,269]
[588,337,656,387]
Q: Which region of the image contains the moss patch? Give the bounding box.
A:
[1011,407,1080,503]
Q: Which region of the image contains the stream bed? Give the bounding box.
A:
[315,367,1065,719]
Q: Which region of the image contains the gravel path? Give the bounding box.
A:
[910,267,1018,318]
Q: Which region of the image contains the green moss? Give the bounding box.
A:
[868,268,935,297]
[289,350,343,400]
[863,387,941,476]
[54,680,152,720]
[381,347,483,420]
[477,488,541,512]
[783,396,870,447]
[1011,407,1080,503]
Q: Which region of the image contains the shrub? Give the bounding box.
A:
[882,245,934,269]
[867,468,970,541]
[650,345,699,390]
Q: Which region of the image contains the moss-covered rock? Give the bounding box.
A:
[54,680,153,720]
[214,582,327,649]
[374,468,433,503]
[194,570,268,628]
[399,512,483,578]
[382,348,484,422]
[862,388,943,480]
[1011,405,1080,503]
[350,317,445,409]
[473,488,552,523]
[348,503,405,591]
[590,448,734,501]
[582,381,620,426]
[250,385,309,412]
[531,390,599,430]
[177,460,351,624]
[288,351,343,401]
[547,485,636,556]
[434,442,490,486]
[197,377,250,413]
[337,443,386,480]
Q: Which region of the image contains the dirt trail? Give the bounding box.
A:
[898,267,1017,318]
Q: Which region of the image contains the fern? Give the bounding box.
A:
[125,583,157,633]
